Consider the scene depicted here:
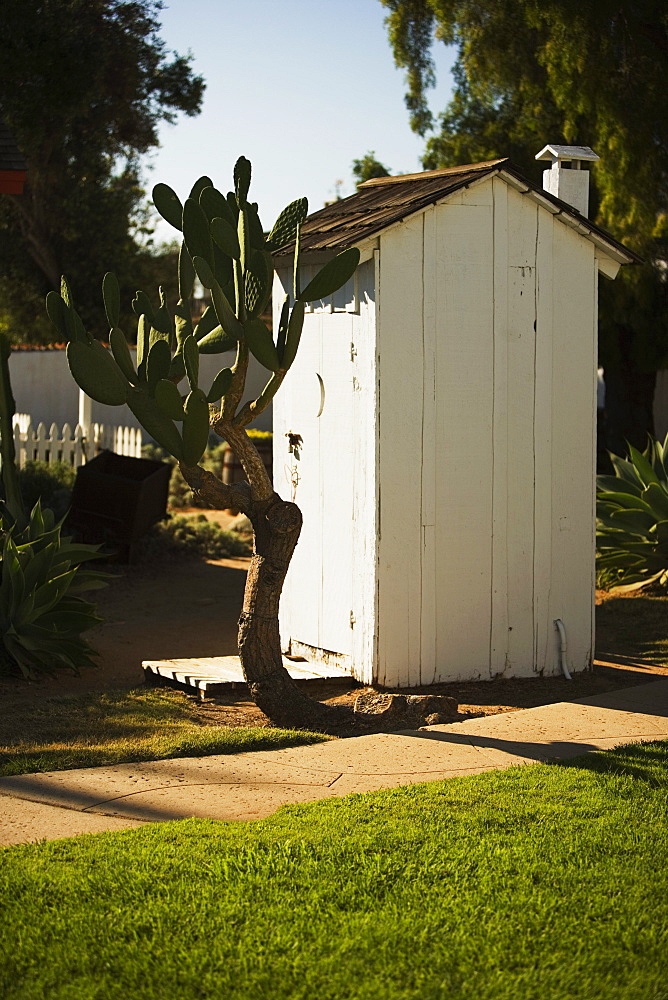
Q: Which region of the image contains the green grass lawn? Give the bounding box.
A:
[1,741,667,1000]
[0,688,328,776]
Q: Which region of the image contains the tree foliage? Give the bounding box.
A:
[0,0,204,343]
[352,152,392,187]
[382,0,668,448]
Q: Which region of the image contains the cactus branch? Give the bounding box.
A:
[214,420,273,501]
[233,370,286,429]
[178,464,253,516]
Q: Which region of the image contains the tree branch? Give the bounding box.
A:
[178,463,254,515]
[212,419,273,502]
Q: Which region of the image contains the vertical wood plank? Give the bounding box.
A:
[376,213,425,687]
[504,188,539,674]
[533,207,555,674]
[433,190,495,681]
[490,178,510,675]
[549,226,597,673]
[350,256,379,684]
[421,206,437,684]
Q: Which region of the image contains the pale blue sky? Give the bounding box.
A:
[147,0,455,239]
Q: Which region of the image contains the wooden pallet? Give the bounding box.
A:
[143,655,352,699]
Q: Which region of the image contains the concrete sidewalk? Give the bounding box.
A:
[1,677,667,847]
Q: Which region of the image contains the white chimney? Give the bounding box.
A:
[535,144,599,217]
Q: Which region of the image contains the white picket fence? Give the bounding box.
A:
[11,414,142,469]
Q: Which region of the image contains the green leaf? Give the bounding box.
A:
[155,379,185,421]
[193,305,219,342]
[192,254,215,290]
[174,300,193,351]
[183,334,199,389]
[597,491,656,515]
[245,249,273,319]
[190,176,214,202]
[196,326,238,355]
[102,272,120,328]
[597,474,642,498]
[178,241,196,301]
[210,281,244,341]
[109,327,138,385]
[136,314,150,379]
[293,223,301,299]
[200,185,236,228]
[45,291,72,341]
[276,295,290,364]
[234,156,251,207]
[238,208,249,271]
[247,202,266,250]
[126,388,184,461]
[132,290,155,326]
[244,318,279,372]
[298,247,360,302]
[206,367,233,403]
[153,183,183,231]
[183,198,214,270]
[211,216,240,259]
[608,508,656,535]
[281,300,305,371]
[60,276,74,309]
[66,341,128,406]
[182,389,210,466]
[628,444,660,487]
[644,483,668,521]
[610,455,645,491]
[267,197,308,250]
[147,338,172,393]
[226,192,239,221]
[213,243,234,289]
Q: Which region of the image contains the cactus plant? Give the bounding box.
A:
[47,157,360,729]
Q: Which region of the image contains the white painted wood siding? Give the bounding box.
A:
[375,214,426,687]
[377,179,596,685]
[274,173,599,688]
[272,261,378,681]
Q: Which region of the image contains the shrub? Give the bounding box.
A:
[139,513,252,561]
[18,460,75,519]
[596,434,668,591]
[0,502,109,678]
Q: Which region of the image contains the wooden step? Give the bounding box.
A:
[143,655,352,699]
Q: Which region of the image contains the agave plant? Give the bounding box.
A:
[0,501,109,679]
[596,434,668,591]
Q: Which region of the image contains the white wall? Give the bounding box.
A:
[8,346,272,433]
[273,177,602,688]
[273,259,378,682]
[375,179,597,686]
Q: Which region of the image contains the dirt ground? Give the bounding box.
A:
[3,539,667,732]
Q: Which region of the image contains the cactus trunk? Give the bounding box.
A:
[239,494,348,729]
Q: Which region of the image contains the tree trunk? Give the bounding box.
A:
[179,464,352,732]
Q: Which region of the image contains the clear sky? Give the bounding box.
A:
[147,0,455,240]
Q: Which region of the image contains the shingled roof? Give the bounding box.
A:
[274,158,639,266]
[0,120,27,172]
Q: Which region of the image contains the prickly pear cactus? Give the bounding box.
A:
[46,158,361,468]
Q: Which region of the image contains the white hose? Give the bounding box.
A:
[554,619,572,680]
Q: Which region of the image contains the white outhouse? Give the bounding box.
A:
[272,154,637,688]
